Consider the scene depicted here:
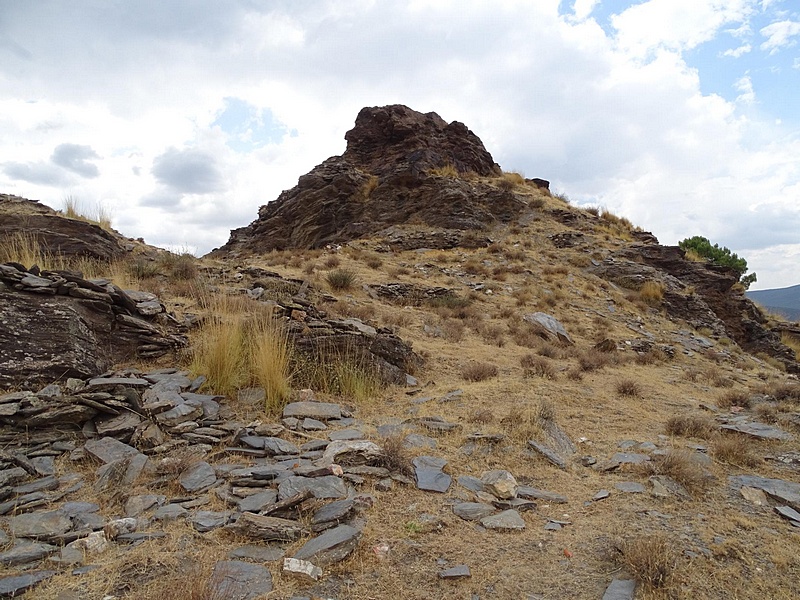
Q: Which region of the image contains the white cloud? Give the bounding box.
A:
[734,74,756,103]
[572,0,600,21]
[0,0,798,289]
[722,43,752,57]
[610,0,756,57]
[760,19,800,53]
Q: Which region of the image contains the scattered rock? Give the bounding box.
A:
[209,560,273,600]
[292,524,362,567]
[439,565,471,579]
[480,509,525,531]
[412,456,451,493]
[602,578,637,600]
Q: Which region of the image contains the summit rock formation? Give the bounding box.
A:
[214,105,546,255]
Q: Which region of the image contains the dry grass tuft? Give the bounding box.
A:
[613,534,678,590]
[377,434,414,477]
[638,449,710,496]
[63,195,113,230]
[616,378,642,397]
[578,348,613,372]
[189,296,292,409]
[639,280,665,305]
[326,268,358,291]
[665,414,715,439]
[428,163,460,178]
[711,434,761,467]
[461,361,499,382]
[716,389,751,410]
[521,354,556,379]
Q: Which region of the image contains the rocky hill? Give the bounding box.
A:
[1,106,800,600]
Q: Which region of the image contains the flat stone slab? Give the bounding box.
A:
[312,499,355,525]
[602,578,637,600]
[516,486,567,504]
[10,510,72,539]
[192,511,230,532]
[179,461,217,492]
[528,440,568,469]
[283,401,342,420]
[0,570,56,597]
[238,490,279,513]
[730,475,800,510]
[328,428,364,441]
[84,436,141,464]
[610,452,650,465]
[413,456,451,493]
[278,475,348,500]
[721,421,793,441]
[615,481,646,493]
[593,489,610,501]
[453,502,495,521]
[0,542,57,566]
[480,509,525,530]
[209,560,273,600]
[229,545,286,563]
[439,564,471,578]
[775,505,800,523]
[293,524,361,567]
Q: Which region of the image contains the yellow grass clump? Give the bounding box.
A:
[190,296,293,414]
[63,195,113,231]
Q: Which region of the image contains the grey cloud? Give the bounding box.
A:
[2,161,71,186]
[151,147,224,194]
[51,143,100,178]
[139,189,182,209]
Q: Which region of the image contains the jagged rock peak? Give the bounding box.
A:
[342,104,501,178]
[213,105,526,255]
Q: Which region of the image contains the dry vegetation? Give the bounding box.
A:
[9,194,800,600]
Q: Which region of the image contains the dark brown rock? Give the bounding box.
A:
[211,105,538,256]
[0,194,127,261]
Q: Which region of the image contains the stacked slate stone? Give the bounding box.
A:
[0,379,392,597]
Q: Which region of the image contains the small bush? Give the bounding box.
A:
[468,409,494,424]
[428,164,459,178]
[326,268,358,291]
[521,354,556,379]
[578,348,612,372]
[613,534,677,590]
[364,255,383,269]
[638,449,709,496]
[323,255,341,269]
[665,414,715,438]
[711,434,760,467]
[461,362,499,382]
[716,389,751,410]
[639,281,665,305]
[378,434,414,477]
[616,379,642,397]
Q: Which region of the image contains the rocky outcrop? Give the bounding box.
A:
[0,263,187,388]
[213,105,540,255]
[0,194,129,261]
[590,245,799,373]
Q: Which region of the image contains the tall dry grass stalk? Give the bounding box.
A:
[0,231,65,270]
[63,195,113,231]
[190,294,293,413]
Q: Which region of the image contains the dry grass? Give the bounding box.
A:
[716,389,751,410]
[638,449,710,496]
[189,295,292,407]
[616,378,642,398]
[461,361,499,382]
[665,414,715,438]
[63,195,113,230]
[377,434,414,477]
[428,164,460,178]
[578,348,613,372]
[520,354,556,379]
[613,534,678,590]
[326,268,358,291]
[711,434,761,467]
[639,280,665,305]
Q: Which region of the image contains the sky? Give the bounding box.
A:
[0,0,798,290]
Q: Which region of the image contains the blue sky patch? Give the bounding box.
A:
[212,97,297,152]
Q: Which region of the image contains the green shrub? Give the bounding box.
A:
[678,236,756,289]
[326,268,358,291]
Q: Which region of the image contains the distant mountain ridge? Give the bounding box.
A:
[747,284,800,322]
